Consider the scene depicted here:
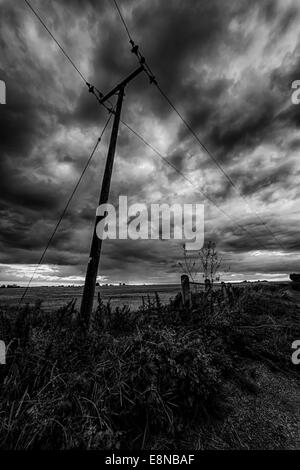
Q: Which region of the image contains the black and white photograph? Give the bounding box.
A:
[0,0,299,456]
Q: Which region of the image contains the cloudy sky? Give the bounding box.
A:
[0,0,299,285]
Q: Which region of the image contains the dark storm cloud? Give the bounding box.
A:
[231,162,295,198]
[72,0,300,165]
[0,0,299,284]
[72,0,241,126]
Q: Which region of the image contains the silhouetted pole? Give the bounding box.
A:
[80,87,125,328]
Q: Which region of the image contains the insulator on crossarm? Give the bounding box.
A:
[131,45,139,55]
[149,76,157,85]
[94,86,104,99]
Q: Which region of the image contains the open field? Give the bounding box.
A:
[0,282,291,312]
[0,284,181,311]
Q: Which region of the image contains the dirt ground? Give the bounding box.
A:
[196,362,300,450]
[198,288,300,450]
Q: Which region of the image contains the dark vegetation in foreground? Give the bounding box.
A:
[0,285,299,450]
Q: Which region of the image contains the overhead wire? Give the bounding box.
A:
[24,0,106,99]
[24,0,270,253]
[24,0,88,84]
[22,0,273,298]
[111,0,284,251]
[120,119,269,251]
[19,113,113,304]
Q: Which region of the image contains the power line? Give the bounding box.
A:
[23,0,274,254]
[19,114,113,304]
[24,0,111,107]
[90,82,270,251]
[120,119,269,251]
[24,0,88,84]
[24,0,110,109]
[153,79,284,251]
[112,0,132,42]
[154,84,285,251]
[111,0,284,251]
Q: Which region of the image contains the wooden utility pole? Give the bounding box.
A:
[80,66,144,328]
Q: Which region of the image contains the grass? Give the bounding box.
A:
[0,284,299,450]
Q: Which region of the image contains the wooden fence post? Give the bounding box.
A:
[290,274,300,291]
[181,275,191,308]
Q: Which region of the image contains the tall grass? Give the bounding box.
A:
[0,285,298,449]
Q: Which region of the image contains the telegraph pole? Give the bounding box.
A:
[80,65,144,328]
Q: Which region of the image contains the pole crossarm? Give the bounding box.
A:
[98,65,144,105]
